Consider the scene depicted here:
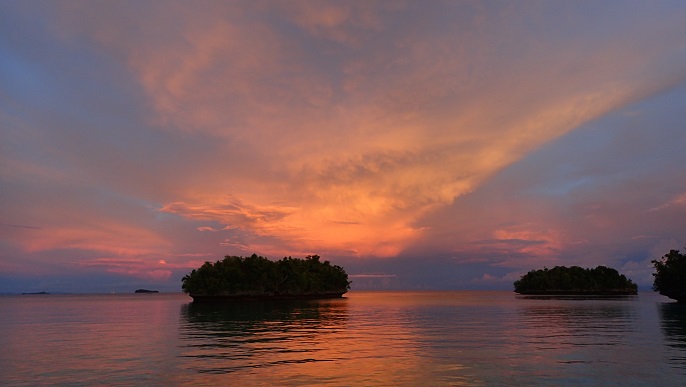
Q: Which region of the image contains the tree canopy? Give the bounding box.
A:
[652,249,686,302]
[181,254,351,299]
[513,265,638,295]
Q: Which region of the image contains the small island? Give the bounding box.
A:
[134,289,159,293]
[181,254,351,302]
[514,265,638,295]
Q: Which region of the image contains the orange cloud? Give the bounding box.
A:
[651,192,686,211]
[120,3,682,258]
[78,257,173,281]
[19,223,169,257]
[23,2,686,263]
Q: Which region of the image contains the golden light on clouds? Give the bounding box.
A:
[20,224,170,257]
[118,2,683,258]
[2,1,686,290]
[151,81,648,257]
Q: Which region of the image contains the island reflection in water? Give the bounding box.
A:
[179,298,350,381]
[3,292,685,385]
[497,295,642,382]
[177,294,453,385]
[514,294,638,351]
[658,302,686,370]
[177,292,673,385]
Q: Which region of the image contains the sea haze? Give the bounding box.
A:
[1,291,684,385]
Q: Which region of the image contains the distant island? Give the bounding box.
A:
[21,291,49,295]
[134,289,159,293]
[182,254,351,302]
[514,265,638,295]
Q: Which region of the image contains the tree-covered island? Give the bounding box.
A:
[652,249,686,302]
[514,265,638,295]
[182,254,351,301]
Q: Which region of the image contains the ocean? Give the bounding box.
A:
[1,291,684,386]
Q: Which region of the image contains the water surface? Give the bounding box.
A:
[1,291,684,385]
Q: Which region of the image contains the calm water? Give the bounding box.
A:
[1,291,685,386]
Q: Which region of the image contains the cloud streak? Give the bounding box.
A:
[126,1,685,258]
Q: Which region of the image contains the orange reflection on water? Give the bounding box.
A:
[2,294,183,385]
[177,294,470,385]
[4,292,679,385]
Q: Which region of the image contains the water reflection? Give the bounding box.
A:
[179,299,349,377]
[182,299,348,331]
[516,298,636,347]
[658,302,686,369]
[516,295,638,301]
[177,295,444,385]
[504,297,645,382]
[3,292,683,385]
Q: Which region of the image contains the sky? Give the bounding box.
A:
[1,1,686,293]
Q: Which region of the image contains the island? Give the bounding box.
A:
[513,265,638,295]
[134,289,159,293]
[652,249,686,302]
[181,254,351,302]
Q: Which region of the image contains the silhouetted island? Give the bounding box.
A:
[134,289,159,293]
[514,265,638,295]
[652,249,686,302]
[182,254,351,302]
[21,291,49,295]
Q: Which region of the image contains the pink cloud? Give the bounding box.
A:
[77,257,179,281]
[2,2,686,291]
[124,3,683,259]
[17,223,170,257]
[197,226,220,232]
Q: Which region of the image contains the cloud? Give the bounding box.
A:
[1,2,686,291]
[127,2,684,258]
[19,225,168,256]
[651,193,686,211]
[0,223,41,230]
[197,226,220,232]
[414,81,686,285]
[78,258,173,281]
[349,274,397,279]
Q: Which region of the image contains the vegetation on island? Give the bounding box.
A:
[181,254,351,300]
[513,265,638,295]
[134,289,159,293]
[652,249,686,302]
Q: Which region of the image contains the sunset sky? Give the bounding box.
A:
[2,1,686,293]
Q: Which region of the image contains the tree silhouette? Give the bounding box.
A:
[652,249,686,302]
[513,265,637,295]
[182,254,351,299]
